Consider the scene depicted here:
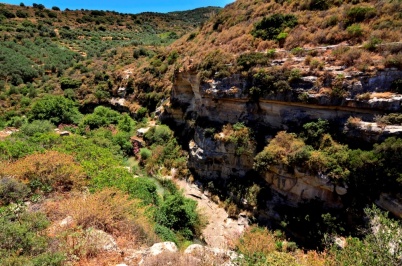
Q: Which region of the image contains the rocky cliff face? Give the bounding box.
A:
[162,68,402,213]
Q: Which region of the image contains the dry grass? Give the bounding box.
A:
[370,92,395,99]
[46,188,159,243]
[236,226,276,258]
[43,188,160,264]
[0,150,87,192]
[56,189,137,234]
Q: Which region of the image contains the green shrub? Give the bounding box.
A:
[301,0,330,10]
[237,52,270,71]
[125,177,160,206]
[16,10,28,18]
[80,106,120,129]
[346,24,363,37]
[331,206,402,265]
[154,192,199,240]
[60,77,82,90]
[346,6,376,25]
[384,54,402,70]
[0,177,30,205]
[0,209,50,259]
[136,107,148,120]
[19,120,54,136]
[29,96,82,125]
[118,113,135,132]
[144,125,173,146]
[251,14,298,41]
[154,224,178,244]
[140,148,152,161]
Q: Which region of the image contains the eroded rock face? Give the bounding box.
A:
[188,127,255,180]
[263,166,346,208]
[375,193,402,219]
[163,69,402,212]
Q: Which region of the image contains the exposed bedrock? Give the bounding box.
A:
[162,70,402,214]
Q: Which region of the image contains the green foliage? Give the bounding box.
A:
[0,177,30,205]
[198,50,233,79]
[254,131,351,181]
[0,8,15,18]
[136,107,148,120]
[118,113,135,132]
[346,5,376,25]
[0,137,42,161]
[331,206,402,266]
[155,192,199,240]
[29,95,82,125]
[301,119,329,148]
[237,52,271,71]
[0,208,64,265]
[16,10,29,18]
[80,106,120,129]
[124,177,160,206]
[112,131,132,155]
[301,0,331,10]
[144,125,173,146]
[19,120,54,136]
[346,24,363,37]
[251,14,298,41]
[140,148,152,161]
[373,137,402,192]
[375,113,402,125]
[154,224,178,244]
[60,77,82,90]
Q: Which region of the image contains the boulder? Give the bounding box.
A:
[59,216,74,228]
[148,242,178,256]
[86,228,118,252]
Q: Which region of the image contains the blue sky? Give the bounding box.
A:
[1,1,234,13]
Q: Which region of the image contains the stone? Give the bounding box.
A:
[60,131,70,136]
[149,242,178,256]
[375,193,402,219]
[334,237,347,249]
[86,228,118,252]
[184,244,241,265]
[136,127,150,137]
[59,216,74,228]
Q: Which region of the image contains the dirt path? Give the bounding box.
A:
[174,179,248,249]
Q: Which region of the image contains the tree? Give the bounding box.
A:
[28,95,82,125]
[155,192,199,239]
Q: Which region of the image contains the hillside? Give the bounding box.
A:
[1,0,402,265]
[0,3,220,120]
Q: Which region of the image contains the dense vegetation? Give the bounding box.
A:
[0,0,402,265]
[0,3,220,124]
[0,102,202,264]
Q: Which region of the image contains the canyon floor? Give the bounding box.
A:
[174,178,248,249]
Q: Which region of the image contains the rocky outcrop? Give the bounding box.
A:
[188,127,255,180]
[164,70,402,132]
[86,228,119,252]
[163,68,402,214]
[263,166,347,208]
[375,193,402,219]
[344,121,402,143]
